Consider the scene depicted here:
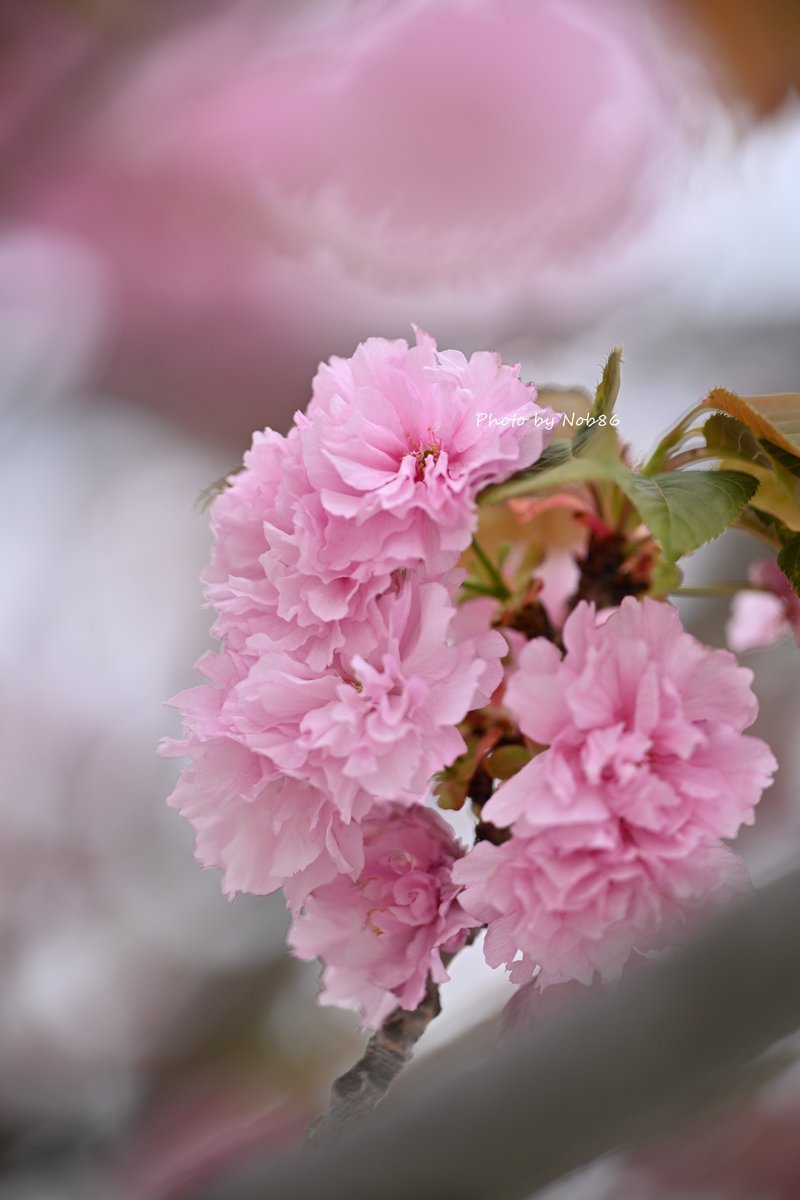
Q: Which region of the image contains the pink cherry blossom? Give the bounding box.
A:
[497,597,776,841]
[454,597,777,987]
[302,330,553,575]
[201,424,383,673]
[289,803,472,1029]
[232,578,505,812]
[202,331,550,671]
[455,827,748,988]
[727,559,800,653]
[159,732,364,910]
[162,576,505,906]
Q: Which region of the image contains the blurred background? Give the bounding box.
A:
[2,1,800,1196]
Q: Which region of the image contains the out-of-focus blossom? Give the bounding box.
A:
[0,230,280,1124]
[455,597,776,986]
[2,0,690,431]
[289,803,471,1029]
[727,558,800,652]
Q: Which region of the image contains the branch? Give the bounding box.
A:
[305,976,441,1146]
[198,864,800,1200]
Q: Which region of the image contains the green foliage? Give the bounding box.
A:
[573,347,622,454]
[479,425,622,504]
[702,413,771,467]
[618,471,759,563]
[704,388,800,457]
[778,534,800,600]
[484,745,534,781]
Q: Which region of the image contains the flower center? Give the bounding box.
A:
[414,443,441,481]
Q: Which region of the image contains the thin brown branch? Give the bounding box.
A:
[305,976,442,1146]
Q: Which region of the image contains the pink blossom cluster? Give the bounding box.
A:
[163,331,779,1025]
[162,332,548,976]
[454,597,777,987]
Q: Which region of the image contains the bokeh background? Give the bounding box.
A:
[2,1,800,1196]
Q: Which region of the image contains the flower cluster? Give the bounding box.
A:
[164,335,782,1029]
[162,331,549,1012]
[454,598,777,987]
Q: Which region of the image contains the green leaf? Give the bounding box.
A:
[651,558,683,597]
[699,416,800,531]
[573,348,622,453]
[744,506,795,546]
[459,579,503,598]
[484,745,534,781]
[703,414,771,467]
[479,425,623,504]
[760,440,800,480]
[705,388,800,457]
[519,439,574,473]
[537,386,592,442]
[592,347,622,420]
[750,473,800,532]
[777,534,800,600]
[619,470,758,562]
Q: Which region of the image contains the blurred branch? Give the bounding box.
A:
[675,0,800,112]
[200,864,800,1200]
[305,976,441,1146]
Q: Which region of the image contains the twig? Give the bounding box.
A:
[305,975,442,1146]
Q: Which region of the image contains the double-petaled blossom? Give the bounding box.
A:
[454,597,777,987]
[163,573,505,908]
[204,331,552,671]
[289,803,472,1029]
[303,331,552,573]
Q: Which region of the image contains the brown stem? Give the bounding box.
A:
[305,975,442,1146]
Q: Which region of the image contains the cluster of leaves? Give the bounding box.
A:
[476,349,800,602]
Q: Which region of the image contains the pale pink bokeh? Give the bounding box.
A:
[3,0,690,434]
[727,558,800,653]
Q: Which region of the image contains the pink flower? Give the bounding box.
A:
[289,803,472,1029]
[454,597,777,986]
[162,576,505,905]
[497,597,776,841]
[455,828,747,988]
[202,426,382,673]
[203,331,549,670]
[727,559,800,653]
[303,330,553,575]
[233,577,504,811]
[160,733,363,910]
